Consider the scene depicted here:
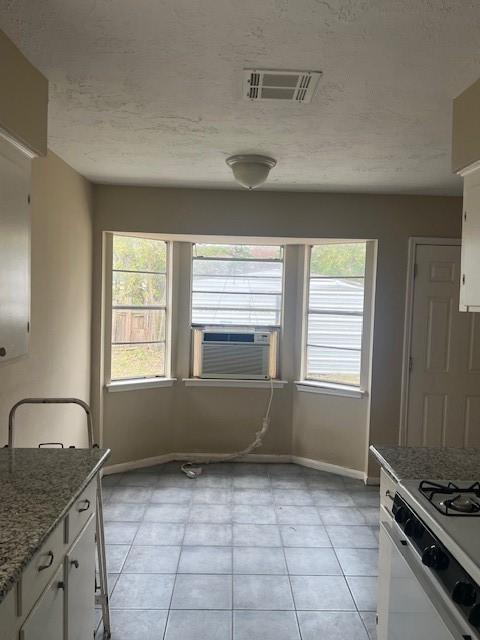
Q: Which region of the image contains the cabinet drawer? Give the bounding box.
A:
[380,468,397,516]
[0,585,17,640]
[20,524,64,618]
[67,480,96,545]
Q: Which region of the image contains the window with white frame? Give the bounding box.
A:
[191,243,284,326]
[110,235,169,380]
[304,241,367,387]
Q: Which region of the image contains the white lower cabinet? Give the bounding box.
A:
[20,565,64,640]
[377,470,397,640]
[65,517,96,640]
[0,479,98,640]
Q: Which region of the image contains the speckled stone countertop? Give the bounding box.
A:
[370,445,480,482]
[0,448,110,604]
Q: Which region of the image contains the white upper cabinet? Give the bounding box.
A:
[453,77,480,312]
[460,167,480,312]
[0,138,31,361]
[0,30,48,157]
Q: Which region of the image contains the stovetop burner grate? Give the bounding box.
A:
[419,480,480,517]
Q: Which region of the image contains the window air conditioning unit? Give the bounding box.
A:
[192,328,278,380]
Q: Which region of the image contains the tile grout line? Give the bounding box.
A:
[163,465,196,640]
[327,526,374,639]
[269,465,304,640]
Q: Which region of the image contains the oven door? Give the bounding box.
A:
[378,520,476,640]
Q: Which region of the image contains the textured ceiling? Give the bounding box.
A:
[1,0,479,194]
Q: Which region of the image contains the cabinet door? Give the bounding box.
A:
[460,167,480,312]
[66,516,96,640]
[20,565,64,640]
[0,137,30,362]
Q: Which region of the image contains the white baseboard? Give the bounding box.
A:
[102,453,172,475]
[175,452,292,464]
[103,452,290,474]
[291,455,364,481]
[104,450,365,482]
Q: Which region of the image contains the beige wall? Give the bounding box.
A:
[92,185,462,474]
[0,151,92,446]
[0,29,48,156]
[292,392,370,471]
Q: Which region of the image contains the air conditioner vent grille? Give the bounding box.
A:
[244,69,321,104]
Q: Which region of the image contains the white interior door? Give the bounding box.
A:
[406,243,480,447]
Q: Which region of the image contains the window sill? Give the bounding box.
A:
[183,378,288,389]
[106,377,177,392]
[294,380,367,399]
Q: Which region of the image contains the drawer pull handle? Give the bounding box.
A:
[78,498,91,513]
[38,551,54,571]
[71,559,79,569]
[57,581,64,590]
[385,489,394,501]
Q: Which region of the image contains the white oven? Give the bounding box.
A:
[378,519,476,640]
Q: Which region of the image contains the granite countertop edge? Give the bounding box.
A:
[369,445,403,481]
[0,448,110,604]
[370,444,480,482]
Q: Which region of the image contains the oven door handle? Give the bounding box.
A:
[381,521,474,640]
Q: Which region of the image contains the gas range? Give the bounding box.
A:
[393,479,480,635]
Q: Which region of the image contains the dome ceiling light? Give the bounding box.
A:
[226,154,277,190]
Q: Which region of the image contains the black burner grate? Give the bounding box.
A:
[419,480,480,517]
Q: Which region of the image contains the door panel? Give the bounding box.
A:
[406,244,480,447]
[465,396,480,447]
[66,516,95,640]
[425,298,452,372]
[422,394,447,447]
[20,565,64,640]
[468,315,480,371]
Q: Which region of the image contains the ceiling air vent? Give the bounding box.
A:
[243,69,322,104]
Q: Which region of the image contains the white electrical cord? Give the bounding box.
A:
[181,378,275,478]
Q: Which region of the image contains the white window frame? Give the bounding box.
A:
[104,233,175,391]
[190,242,286,329]
[296,240,375,398]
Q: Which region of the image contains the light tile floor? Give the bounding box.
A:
[97,462,379,640]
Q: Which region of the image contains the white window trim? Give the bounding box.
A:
[294,380,367,398]
[183,378,288,389]
[104,233,173,386]
[106,377,177,392]
[298,240,376,398]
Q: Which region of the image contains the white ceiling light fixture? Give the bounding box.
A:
[226,154,277,190]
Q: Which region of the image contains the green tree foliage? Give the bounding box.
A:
[112,236,167,306]
[310,242,366,277]
[113,236,166,272]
